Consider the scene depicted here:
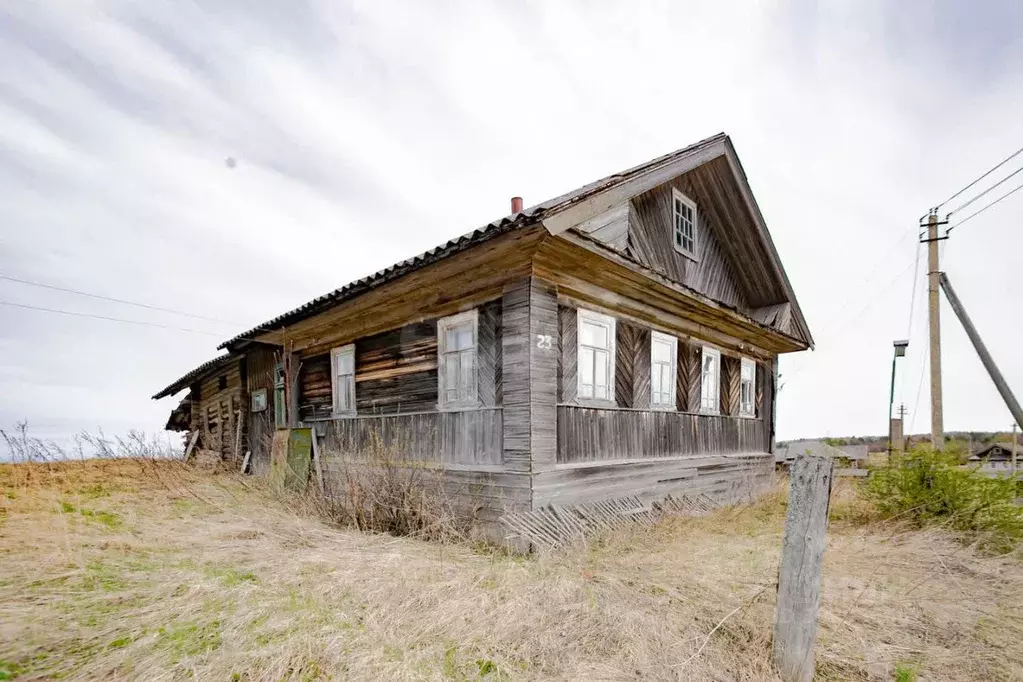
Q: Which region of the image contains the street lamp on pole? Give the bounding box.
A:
[889,340,909,458]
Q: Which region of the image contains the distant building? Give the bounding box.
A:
[775,441,869,476]
[968,443,1019,475]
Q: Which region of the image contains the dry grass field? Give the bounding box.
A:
[1,459,1021,681]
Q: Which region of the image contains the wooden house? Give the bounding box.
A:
[968,442,1018,475]
[154,133,812,534]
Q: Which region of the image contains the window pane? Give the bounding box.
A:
[579,347,594,393]
[445,354,459,391]
[337,352,354,375]
[652,338,672,363]
[594,349,608,389]
[455,326,474,351]
[445,329,458,350]
[580,320,608,349]
[459,350,475,398]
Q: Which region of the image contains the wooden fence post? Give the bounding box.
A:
[772,453,834,682]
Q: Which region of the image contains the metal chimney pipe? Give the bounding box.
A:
[510,196,523,214]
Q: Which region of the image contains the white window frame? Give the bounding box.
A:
[437,309,478,410]
[739,357,756,418]
[330,343,356,416]
[576,309,616,403]
[650,331,677,410]
[672,188,699,261]
[700,346,721,414]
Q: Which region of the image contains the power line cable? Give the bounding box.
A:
[946,165,1023,216]
[947,180,1023,233]
[935,144,1023,211]
[0,273,242,326]
[905,240,922,339]
[0,300,223,336]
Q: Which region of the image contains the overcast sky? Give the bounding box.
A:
[1,1,1022,445]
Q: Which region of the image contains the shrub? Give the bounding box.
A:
[865,445,1023,552]
[308,432,478,543]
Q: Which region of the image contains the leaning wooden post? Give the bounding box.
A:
[772,453,834,682]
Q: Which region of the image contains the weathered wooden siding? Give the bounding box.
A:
[721,355,740,416]
[575,203,629,251]
[501,276,558,476]
[556,406,765,464]
[355,321,438,414]
[318,409,503,466]
[299,353,331,421]
[478,300,502,407]
[529,278,559,473]
[629,173,748,309]
[195,360,244,462]
[614,322,651,409]
[534,452,774,508]
[557,305,577,402]
[297,304,503,420]
[677,341,701,412]
[245,347,277,475]
[761,359,776,452]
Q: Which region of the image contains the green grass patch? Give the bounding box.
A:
[202,563,259,587]
[0,660,23,681]
[79,508,122,529]
[156,619,223,659]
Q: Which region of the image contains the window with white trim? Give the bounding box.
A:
[700,347,720,414]
[438,310,478,408]
[577,309,616,401]
[740,358,756,417]
[672,188,698,259]
[331,344,356,415]
[650,331,677,409]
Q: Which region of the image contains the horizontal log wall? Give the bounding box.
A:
[556,405,766,464]
[318,408,503,466]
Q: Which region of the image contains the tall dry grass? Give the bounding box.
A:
[1,458,1021,681]
[291,434,479,544]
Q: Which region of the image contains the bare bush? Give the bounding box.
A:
[305,432,478,543]
[1,420,181,463]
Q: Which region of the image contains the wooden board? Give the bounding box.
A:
[318,408,503,466]
[285,428,313,491]
[268,429,290,490]
[556,405,766,464]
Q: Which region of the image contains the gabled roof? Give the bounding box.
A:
[152,353,236,400]
[969,442,1018,461]
[218,132,811,350]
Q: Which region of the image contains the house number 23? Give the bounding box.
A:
[536,334,553,350]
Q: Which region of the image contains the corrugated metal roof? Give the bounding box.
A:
[218,132,729,350]
[152,353,236,400]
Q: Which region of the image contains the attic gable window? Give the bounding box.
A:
[577,309,616,401]
[740,358,756,417]
[438,310,478,409]
[330,344,356,416]
[672,188,698,260]
[700,346,720,414]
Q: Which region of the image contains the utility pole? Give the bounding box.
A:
[926,211,944,448]
[939,272,1023,430]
